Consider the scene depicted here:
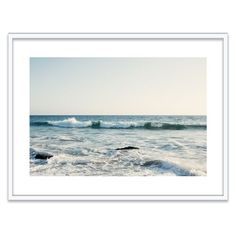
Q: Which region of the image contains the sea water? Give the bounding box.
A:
[30,115,207,176]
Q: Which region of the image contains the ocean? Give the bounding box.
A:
[30,115,207,176]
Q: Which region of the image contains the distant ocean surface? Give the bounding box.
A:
[30,115,207,176]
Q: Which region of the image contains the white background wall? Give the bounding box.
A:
[0,1,234,235]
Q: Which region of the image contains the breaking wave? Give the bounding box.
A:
[30,117,206,130]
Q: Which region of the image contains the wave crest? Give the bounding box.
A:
[31,117,206,130]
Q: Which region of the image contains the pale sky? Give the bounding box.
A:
[30,57,206,115]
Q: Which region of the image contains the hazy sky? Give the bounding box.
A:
[30,57,206,115]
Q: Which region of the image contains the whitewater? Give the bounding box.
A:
[30,115,207,176]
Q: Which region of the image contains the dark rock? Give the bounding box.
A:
[30,148,53,160]
[34,152,53,160]
[141,160,196,176]
[116,146,139,150]
[141,160,163,167]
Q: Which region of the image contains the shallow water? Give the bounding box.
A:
[30,115,207,176]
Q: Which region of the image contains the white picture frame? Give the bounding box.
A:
[8,33,229,201]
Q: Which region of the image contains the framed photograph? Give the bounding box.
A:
[8,33,228,201]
